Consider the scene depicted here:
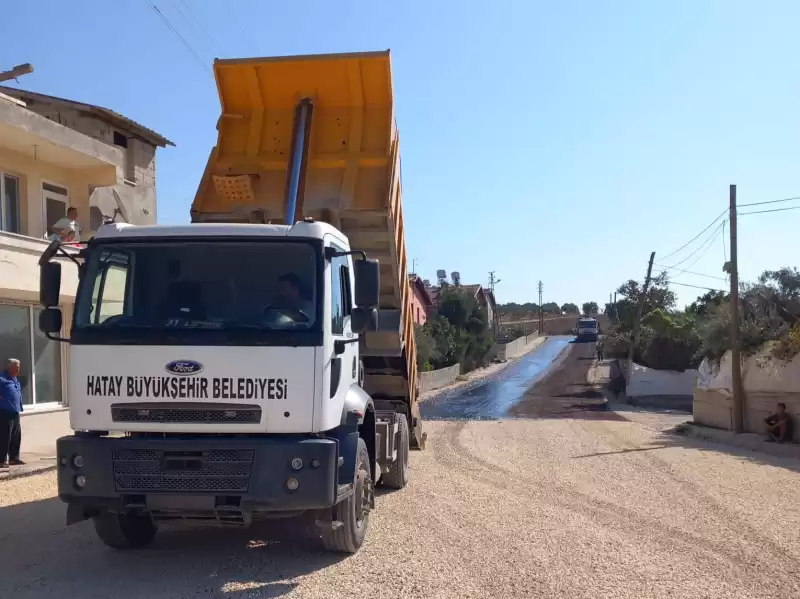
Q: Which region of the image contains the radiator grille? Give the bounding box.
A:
[112,448,254,493]
[111,405,260,424]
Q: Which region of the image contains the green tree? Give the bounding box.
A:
[561,303,579,314]
[414,324,436,371]
[582,301,599,316]
[607,272,676,332]
[497,302,539,318]
[686,290,728,317]
[541,302,560,314]
[424,316,459,368]
[433,287,495,371]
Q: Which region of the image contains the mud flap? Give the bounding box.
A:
[410,416,427,451]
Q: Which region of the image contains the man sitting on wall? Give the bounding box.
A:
[765,402,794,443]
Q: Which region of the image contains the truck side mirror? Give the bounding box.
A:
[39,307,63,335]
[354,258,379,308]
[351,307,378,334]
[40,261,62,307]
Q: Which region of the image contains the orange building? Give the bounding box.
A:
[408,274,433,326]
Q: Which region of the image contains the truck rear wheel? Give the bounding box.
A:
[322,438,372,554]
[381,414,409,489]
[93,511,158,550]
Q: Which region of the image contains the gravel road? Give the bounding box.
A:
[2,343,799,598]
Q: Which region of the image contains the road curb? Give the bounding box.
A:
[0,462,57,481]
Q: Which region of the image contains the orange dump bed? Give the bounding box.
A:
[191,51,420,442]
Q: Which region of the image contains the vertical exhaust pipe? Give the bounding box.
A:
[284,98,314,225]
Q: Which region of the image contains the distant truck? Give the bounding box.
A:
[575,317,599,342]
[37,50,423,555]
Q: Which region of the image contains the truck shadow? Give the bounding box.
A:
[0,495,346,598]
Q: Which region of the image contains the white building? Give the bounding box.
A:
[0,86,172,411]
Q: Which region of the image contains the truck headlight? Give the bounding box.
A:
[73,455,84,468]
[286,477,299,491]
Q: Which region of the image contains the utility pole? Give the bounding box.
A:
[0,63,33,83]
[730,184,744,433]
[488,271,501,335]
[626,252,655,386]
[538,280,544,334]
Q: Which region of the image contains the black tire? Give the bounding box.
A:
[93,511,158,550]
[381,414,409,489]
[321,438,372,554]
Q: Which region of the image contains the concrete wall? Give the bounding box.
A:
[418,333,541,394]
[419,363,460,393]
[494,332,539,361]
[694,350,800,442]
[694,388,800,443]
[628,363,698,397]
[0,233,79,302]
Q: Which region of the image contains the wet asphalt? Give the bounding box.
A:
[420,336,574,420]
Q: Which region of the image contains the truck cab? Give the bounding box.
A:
[575,317,599,342]
[38,219,409,554]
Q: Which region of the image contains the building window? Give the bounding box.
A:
[1,173,21,234]
[0,303,62,406]
[113,131,128,148]
[114,131,136,183]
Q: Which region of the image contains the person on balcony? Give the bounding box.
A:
[51,206,81,243]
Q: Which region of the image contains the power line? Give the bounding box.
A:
[658,208,727,262]
[738,195,800,208]
[666,280,727,293]
[654,264,726,282]
[739,204,800,216]
[664,219,726,270]
[146,2,213,78]
[681,222,725,273]
[175,0,223,55]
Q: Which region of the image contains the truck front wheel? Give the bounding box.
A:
[322,438,372,554]
[93,511,158,550]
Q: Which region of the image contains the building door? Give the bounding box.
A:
[42,181,69,239]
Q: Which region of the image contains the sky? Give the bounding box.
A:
[5,0,800,309]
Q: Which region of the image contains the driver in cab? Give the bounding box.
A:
[269,273,313,321]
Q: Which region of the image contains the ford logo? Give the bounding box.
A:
[165,360,204,376]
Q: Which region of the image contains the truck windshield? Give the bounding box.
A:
[73,239,321,344]
[578,320,597,328]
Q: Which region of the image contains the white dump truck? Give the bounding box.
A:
[37,51,423,554]
[575,317,599,342]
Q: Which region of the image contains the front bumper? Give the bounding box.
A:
[57,434,339,519]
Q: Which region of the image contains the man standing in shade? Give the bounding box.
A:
[0,358,24,468]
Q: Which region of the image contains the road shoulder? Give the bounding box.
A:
[670,421,800,461]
